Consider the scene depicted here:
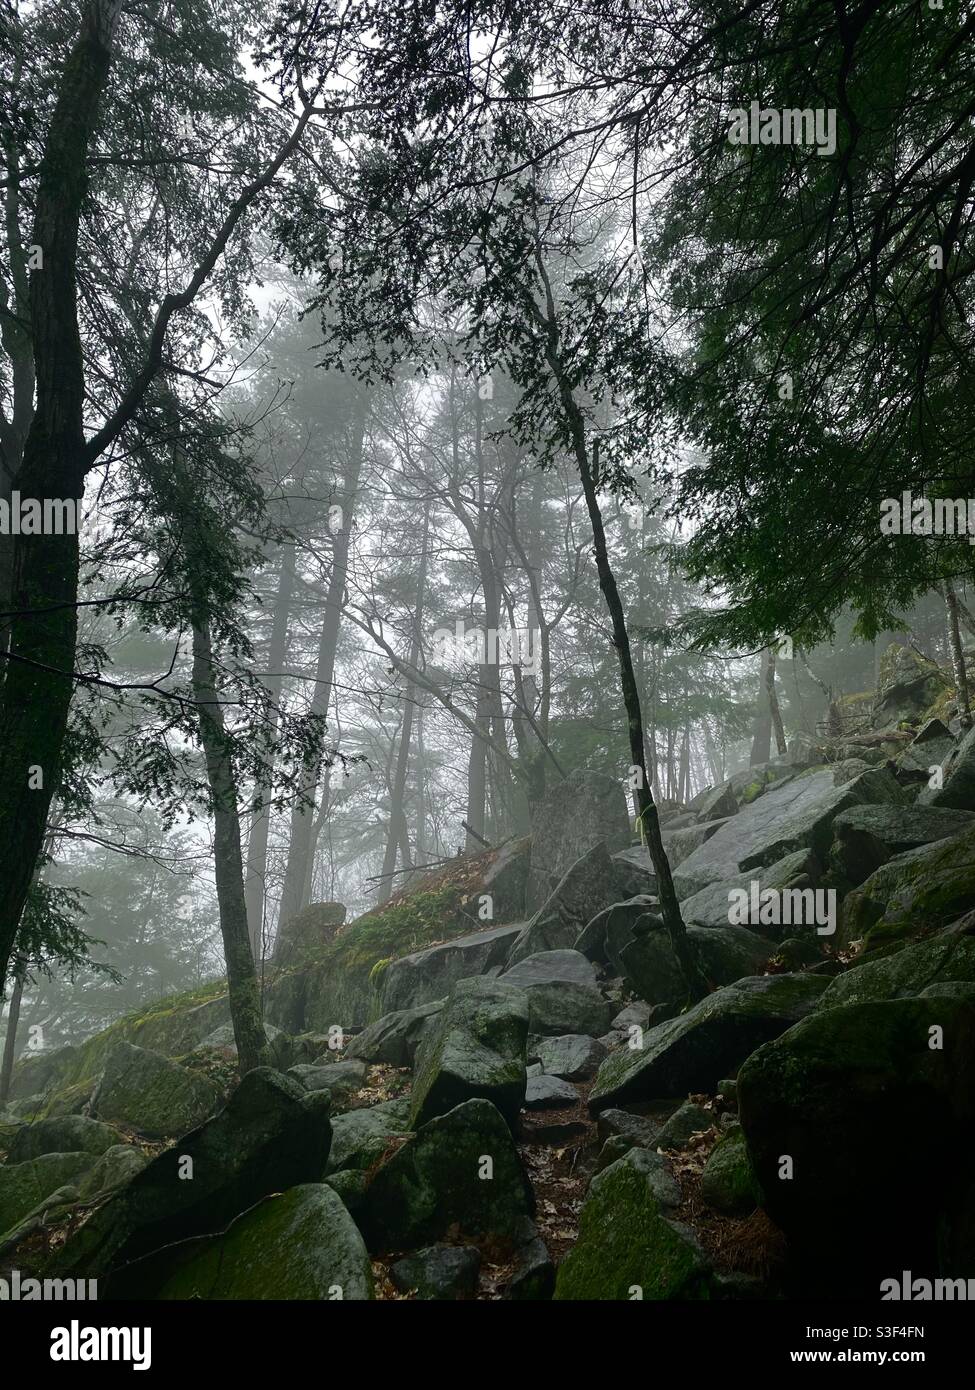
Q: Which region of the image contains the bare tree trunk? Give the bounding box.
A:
[749,649,774,765]
[0,0,125,988]
[244,541,296,959]
[415,701,429,863]
[0,38,36,652]
[767,646,788,755]
[465,681,490,850]
[945,580,973,728]
[378,508,429,901]
[192,615,270,1074]
[0,963,25,1107]
[278,388,367,931]
[529,251,707,1000]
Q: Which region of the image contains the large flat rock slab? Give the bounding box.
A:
[380,923,522,1014]
[672,763,906,899]
[589,974,830,1110]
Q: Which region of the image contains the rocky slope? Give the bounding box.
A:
[3,642,975,1300]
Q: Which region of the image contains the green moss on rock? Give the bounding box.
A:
[700,1127,762,1215]
[112,1185,373,1300]
[555,1150,709,1300]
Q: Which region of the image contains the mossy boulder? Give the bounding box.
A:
[896,718,956,776]
[693,781,738,824]
[7,1115,121,1163]
[90,1042,224,1140]
[830,804,975,886]
[818,932,975,1009]
[12,984,232,1117]
[535,1034,607,1081]
[358,1098,534,1252]
[107,1185,373,1300]
[0,1152,95,1237]
[78,1144,150,1200]
[346,1000,444,1067]
[729,760,797,803]
[554,1148,708,1300]
[589,973,830,1111]
[700,1127,762,1214]
[286,1058,368,1103]
[409,977,529,1128]
[499,950,611,1036]
[843,822,975,948]
[322,1167,371,1216]
[620,921,771,1010]
[738,996,975,1291]
[324,1098,411,1175]
[873,643,950,730]
[655,1100,713,1151]
[56,1068,332,1277]
[269,850,530,1033]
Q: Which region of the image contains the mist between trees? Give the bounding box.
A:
[1,0,974,1076]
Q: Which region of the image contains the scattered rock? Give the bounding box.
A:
[676,850,821,931]
[510,843,627,963]
[506,1219,555,1300]
[346,1001,444,1067]
[524,1075,578,1109]
[896,718,956,776]
[535,1034,606,1081]
[655,1100,713,1151]
[358,1099,534,1252]
[694,781,738,823]
[554,1148,707,1300]
[389,1244,481,1300]
[499,950,611,1036]
[575,895,659,970]
[818,932,975,1009]
[193,1022,293,1070]
[672,763,906,900]
[830,804,975,886]
[841,822,975,947]
[610,1002,651,1032]
[409,977,529,1128]
[920,723,975,811]
[525,1119,588,1146]
[287,1058,369,1099]
[699,1127,761,1215]
[324,1099,411,1176]
[596,1109,660,1148]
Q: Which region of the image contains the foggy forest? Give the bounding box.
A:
[2,0,975,1335]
